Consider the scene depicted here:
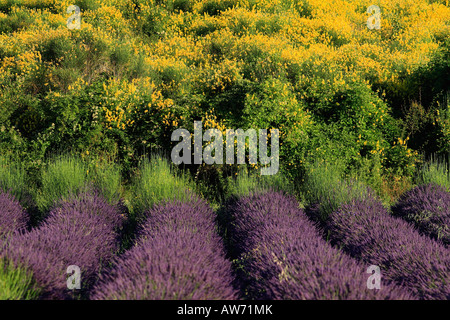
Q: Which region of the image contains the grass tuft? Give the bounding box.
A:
[300,161,369,221]
[227,166,295,200]
[0,156,28,206]
[0,258,41,300]
[129,155,193,221]
[36,155,123,216]
[416,155,450,191]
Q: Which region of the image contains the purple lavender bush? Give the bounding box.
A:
[328,194,450,300]
[392,183,450,246]
[224,191,414,300]
[45,192,125,232]
[0,193,125,299]
[92,197,238,300]
[0,191,29,239]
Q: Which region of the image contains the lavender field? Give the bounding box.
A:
[0,157,448,300]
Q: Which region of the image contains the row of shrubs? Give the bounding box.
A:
[326,192,449,300]
[1,153,448,249]
[1,152,448,216]
[92,196,237,300]
[0,192,125,299]
[92,188,450,300]
[300,160,450,248]
[221,191,413,299]
[393,183,450,246]
[1,174,449,299]
[0,154,194,224]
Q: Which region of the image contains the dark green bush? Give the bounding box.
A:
[200,0,237,16]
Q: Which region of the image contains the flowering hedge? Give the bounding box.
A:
[327,194,450,300]
[223,191,413,300]
[0,193,125,299]
[3,0,448,185]
[92,197,238,300]
[392,183,450,246]
[0,191,29,239]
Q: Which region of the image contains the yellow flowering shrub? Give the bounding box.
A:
[0,0,448,193]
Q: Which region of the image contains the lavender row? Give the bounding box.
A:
[223,191,413,300]
[0,193,125,299]
[327,194,450,299]
[392,183,450,246]
[0,191,29,240]
[92,197,238,300]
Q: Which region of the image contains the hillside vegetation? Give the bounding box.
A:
[0,0,449,201]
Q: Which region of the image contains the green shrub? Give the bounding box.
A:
[291,0,313,18]
[437,92,450,154]
[417,155,450,191]
[129,155,193,220]
[0,0,17,14]
[240,77,314,178]
[227,166,295,200]
[225,9,284,36]
[0,258,41,300]
[36,155,89,214]
[200,0,237,16]
[109,42,133,78]
[87,158,123,205]
[138,4,167,38]
[301,161,369,221]
[0,156,28,205]
[170,0,194,12]
[7,94,42,139]
[36,155,123,214]
[74,0,100,12]
[0,7,34,34]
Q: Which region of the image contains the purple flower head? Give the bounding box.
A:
[1,193,125,299]
[224,191,414,300]
[392,183,450,246]
[92,197,238,300]
[0,191,29,240]
[328,194,450,299]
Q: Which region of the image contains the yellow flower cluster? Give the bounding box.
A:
[203,109,227,133]
[1,0,446,93]
[101,78,140,130]
[0,0,447,164]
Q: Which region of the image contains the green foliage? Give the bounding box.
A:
[301,161,369,221]
[0,258,41,300]
[36,155,89,213]
[86,157,123,204]
[129,155,193,221]
[240,77,314,179]
[0,6,34,34]
[0,156,29,206]
[417,155,450,191]
[295,77,420,179]
[200,0,237,16]
[36,155,122,215]
[192,164,230,207]
[170,0,194,13]
[227,165,295,200]
[436,92,450,154]
[74,0,101,12]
